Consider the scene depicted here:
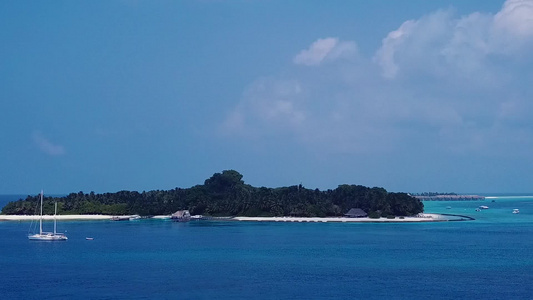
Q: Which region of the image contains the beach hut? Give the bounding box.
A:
[344,208,367,218]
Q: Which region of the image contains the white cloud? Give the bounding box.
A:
[293,37,357,66]
[293,38,337,66]
[32,132,66,156]
[221,78,306,136]
[492,0,533,53]
[375,0,533,79]
[223,0,533,158]
[494,0,533,38]
[374,19,417,79]
[244,78,305,125]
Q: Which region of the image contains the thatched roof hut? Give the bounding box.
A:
[344,208,367,218]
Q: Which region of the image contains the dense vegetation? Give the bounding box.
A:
[1,170,423,217]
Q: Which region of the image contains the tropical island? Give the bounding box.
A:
[1,170,423,218]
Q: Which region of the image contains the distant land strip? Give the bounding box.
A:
[413,195,485,201]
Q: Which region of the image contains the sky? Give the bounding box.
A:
[1,0,533,195]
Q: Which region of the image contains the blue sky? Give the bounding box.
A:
[1,0,532,194]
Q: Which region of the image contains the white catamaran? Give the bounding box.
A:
[28,191,68,241]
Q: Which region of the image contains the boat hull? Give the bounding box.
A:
[28,233,68,241]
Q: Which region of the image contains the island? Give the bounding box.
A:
[1,170,424,219]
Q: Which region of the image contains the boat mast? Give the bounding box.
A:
[39,190,43,235]
[54,202,57,235]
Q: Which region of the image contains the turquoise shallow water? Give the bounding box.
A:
[0,196,532,299]
[423,195,533,224]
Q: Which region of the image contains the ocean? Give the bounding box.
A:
[0,195,531,299]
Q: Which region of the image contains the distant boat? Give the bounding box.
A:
[28,191,68,241]
[171,210,191,222]
[86,237,94,240]
[512,209,520,214]
[479,206,489,209]
[112,215,141,221]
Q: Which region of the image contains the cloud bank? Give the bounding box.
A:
[32,132,66,156]
[223,0,533,158]
[293,37,358,66]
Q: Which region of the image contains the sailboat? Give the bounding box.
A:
[28,191,68,241]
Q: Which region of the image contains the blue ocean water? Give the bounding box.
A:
[0,196,532,300]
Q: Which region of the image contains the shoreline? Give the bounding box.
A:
[0,215,124,221]
[0,213,473,222]
[232,213,470,223]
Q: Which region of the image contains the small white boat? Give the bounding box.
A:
[479,206,489,209]
[28,191,68,241]
[86,237,94,240]
[112,215,141,221]
[171,210,191,222]
[512,209,520,214]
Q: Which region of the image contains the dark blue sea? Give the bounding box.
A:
[1,195,532,299]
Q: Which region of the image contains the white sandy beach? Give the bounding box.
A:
[0,213,468,222]
[0,214,116,221]
[232,214,459,223]
[0,214,176,221]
